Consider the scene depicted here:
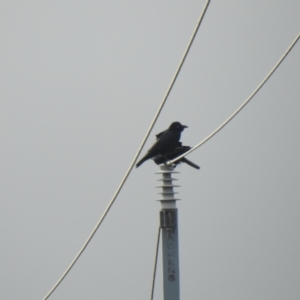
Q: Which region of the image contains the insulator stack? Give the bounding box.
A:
[156,164,180,209]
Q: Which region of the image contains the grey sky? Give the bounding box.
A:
[1,1,299,299]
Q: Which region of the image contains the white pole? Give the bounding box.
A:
[156,164,181,300]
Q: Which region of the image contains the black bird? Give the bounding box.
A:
[136,122,188,168]
[153,144,200,170]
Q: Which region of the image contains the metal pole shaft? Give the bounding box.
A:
[161,209,180,300]
[156,165,180,300]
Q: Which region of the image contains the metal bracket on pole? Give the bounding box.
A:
[160,210,176,230]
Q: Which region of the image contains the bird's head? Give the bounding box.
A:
[169,122,188,132]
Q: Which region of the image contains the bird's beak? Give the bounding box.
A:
[183,125,188,128]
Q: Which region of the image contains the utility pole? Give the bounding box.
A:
[156,164,180,300]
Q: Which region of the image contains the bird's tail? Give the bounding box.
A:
[136,157,147,168]
[181,157,200,170]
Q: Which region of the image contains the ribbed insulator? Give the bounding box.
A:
[156,164,180,202]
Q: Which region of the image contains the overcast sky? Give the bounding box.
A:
[1,1,299,299]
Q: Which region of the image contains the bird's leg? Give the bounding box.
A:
[162,155,169,166]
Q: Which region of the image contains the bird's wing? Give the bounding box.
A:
[148,130,178,154]
[155,131,164,139]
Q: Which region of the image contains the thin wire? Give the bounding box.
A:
[144,0,211,135]
[169,33,300,165]
[42,2,210,299]
[150,226,161,300]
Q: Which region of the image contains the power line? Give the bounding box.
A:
[150,227,161,300]
[169,33,300,165]
[42,2,210,299]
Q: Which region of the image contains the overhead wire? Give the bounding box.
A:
[150,226,161,300]
[42,1,211,299]
[168,33,300,165]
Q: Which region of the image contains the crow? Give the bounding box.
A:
[153,144,200,170]
[136,122,187,168]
